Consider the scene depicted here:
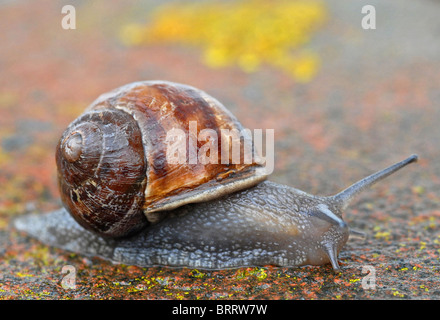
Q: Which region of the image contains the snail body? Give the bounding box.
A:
[14,81,418,271]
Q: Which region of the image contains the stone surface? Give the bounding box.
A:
[0,0,439,300]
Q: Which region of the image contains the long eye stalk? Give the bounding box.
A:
[332,154,418,210]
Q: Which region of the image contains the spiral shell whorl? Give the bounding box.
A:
[56,109,148,238]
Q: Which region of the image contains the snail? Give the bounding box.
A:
[14,80,418,271]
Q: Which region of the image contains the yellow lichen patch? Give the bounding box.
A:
[411,185,425,195]
[0,217,7,230]
[392,289,405,298]
[0,145,11,167]
[234,267,268,281]
[189,269,206,279]
[0,92,19,109]
[252,267,268,281]
[15,272,35,278]
[120,0,327,81]
[374,231,391,241]
[373,226,391,241]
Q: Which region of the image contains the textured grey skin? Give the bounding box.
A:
[13,155,417,270]
[14,181,348,270]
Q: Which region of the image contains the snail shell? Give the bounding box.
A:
[56,81,267,238]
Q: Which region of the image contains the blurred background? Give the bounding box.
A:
[1,0,439,299]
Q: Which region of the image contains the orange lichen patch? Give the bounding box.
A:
[298,120,332,152]
[120,0,327,82]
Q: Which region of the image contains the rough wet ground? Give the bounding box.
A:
[0,0,439,301]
